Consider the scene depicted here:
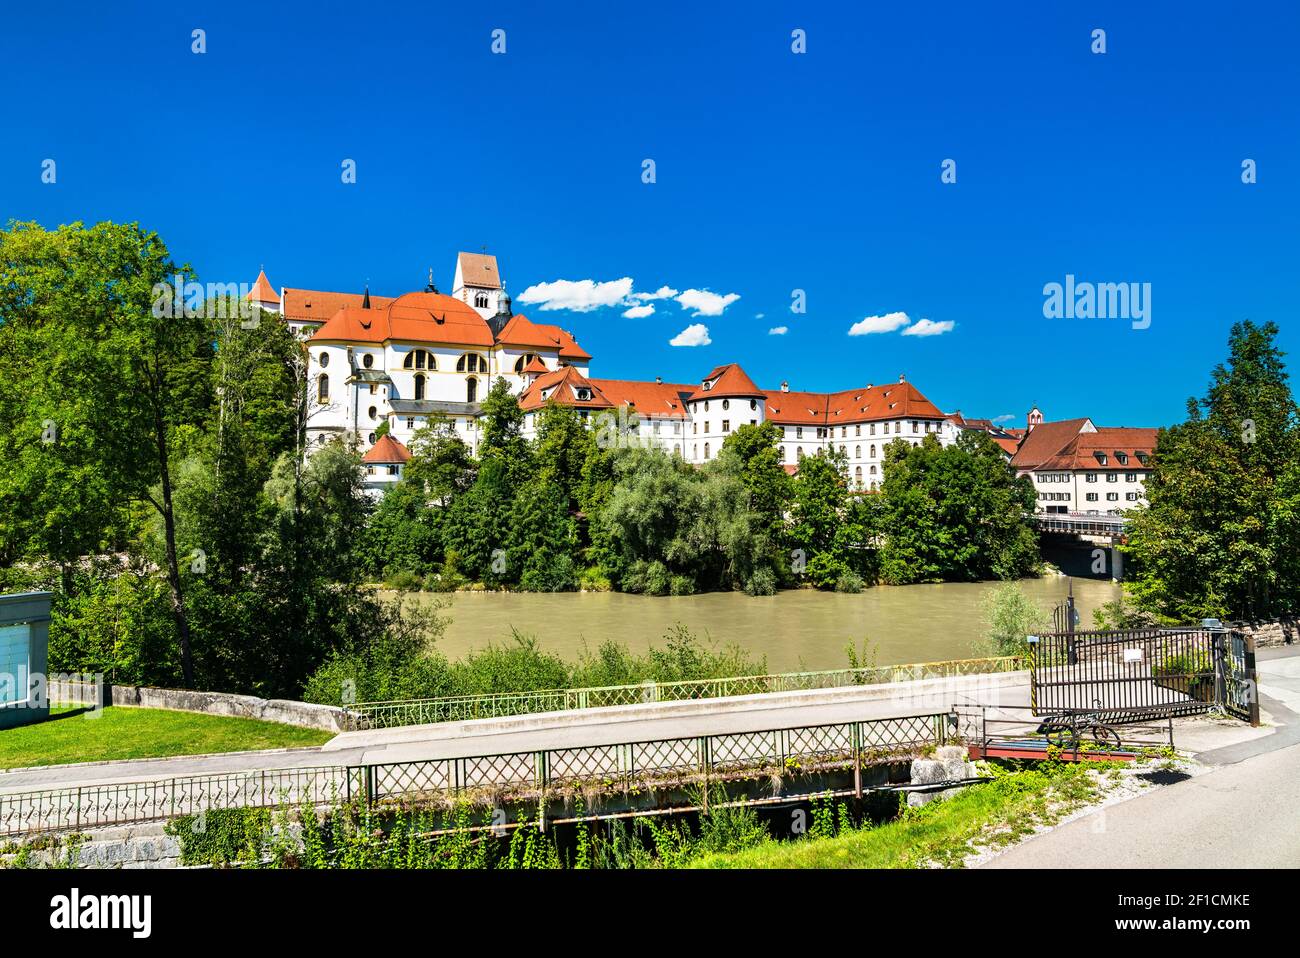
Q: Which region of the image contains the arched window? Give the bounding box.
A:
[367,406,377,419]
[368,432,377,445]
[457,353,488,373]
[870,444,876,458]
[466,377,478,403]
[855,466,863,485]
[778,446,786,462]
[870,481,877,492]
[750,399,757,410]
[704,442,710,459]
[722,399,730,410]
[514,353,539,373]
[855,446,861,458]
[414,374,426,400]
[796,446,804,460]
[870,464,877,475]
[317,351,330,368]
[317,374,329,402]
[474,291,490,309]
[362,354,374,369]
[403,350,434,370]
[674,443,681,457]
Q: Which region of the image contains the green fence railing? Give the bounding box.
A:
[343,655,1025,730]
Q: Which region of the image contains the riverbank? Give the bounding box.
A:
[381,577,1122,672]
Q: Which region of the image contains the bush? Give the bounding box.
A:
[976,582,1050,657]
[743,567,777,597]
[834,571,865,594]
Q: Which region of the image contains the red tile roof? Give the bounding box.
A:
[523,355,550,374]
[689,363,765,401]
[1011,420,1157,471]
[588,378,694,418]
[362,435,412,464]
[247,269,278,304]
[283,288,396,324]
[764,381,945,427]
[457,252,501,289]
[496,314,591,360]
[518,366,613,411]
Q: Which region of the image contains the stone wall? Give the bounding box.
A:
[1228,617,1298,649]
[48,680,350,732]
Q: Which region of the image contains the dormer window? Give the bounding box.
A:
[575,387,592,401]
[702,379,715,391]
[1095,452,1108,466]
[1116,452,1128,465]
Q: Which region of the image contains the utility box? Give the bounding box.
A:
[0,591,52,730]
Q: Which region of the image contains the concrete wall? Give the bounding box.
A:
[49,680,349,732]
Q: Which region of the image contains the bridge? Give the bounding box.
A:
[1034,511,1128,546]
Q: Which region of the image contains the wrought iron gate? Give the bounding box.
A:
[1029,626,1259,723]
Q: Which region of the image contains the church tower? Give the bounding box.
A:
[453,251,504,319]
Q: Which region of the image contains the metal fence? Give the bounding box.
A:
[0,712,948,837]
[344,656,1025,730]
[1029,628,1230,717]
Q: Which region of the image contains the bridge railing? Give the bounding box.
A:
[343,656,1025,730]
[0,712,950,837]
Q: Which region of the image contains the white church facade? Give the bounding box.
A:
[248,252,964,496]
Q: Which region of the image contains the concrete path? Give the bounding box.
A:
[0,671,1029,794]
[981,738,1300,868]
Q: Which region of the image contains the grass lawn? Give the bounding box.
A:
[692,761,1114,869]
[0,706,334,770]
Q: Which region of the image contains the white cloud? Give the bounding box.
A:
[622,303,655,319]
[516,277,634,312]
[902,318,956,337]
[631,285,679,302]
[675,289,740,317]
[992,414,1015,424]
[755,312,766,320]
[669,323,712,347]
[768,326,788,335]
[848,311,910,336]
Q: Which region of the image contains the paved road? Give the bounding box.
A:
[982,737,1300,868]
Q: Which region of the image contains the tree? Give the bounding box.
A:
[878,432,1038,584]
[0,221,211,685]
[789,448,858,588]
[1124,321,1300,620]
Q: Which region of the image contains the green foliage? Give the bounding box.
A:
[166,808,271,866]
[976,582,1050,656]
[1123,320,1300,620]
[878,433,1039,584]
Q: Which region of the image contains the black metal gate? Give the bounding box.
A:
[1029,626,1259,723]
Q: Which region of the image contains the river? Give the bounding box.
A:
[400,577,1122,673]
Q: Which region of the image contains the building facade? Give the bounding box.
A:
[1009,408,1157,516]
[251,252,959,492]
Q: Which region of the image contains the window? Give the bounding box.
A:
[1086,492,1098,502]
[466,377,478,403]
[722,399,730,410]
[870,424,876,436]
[704,422,710,433]
[749,419,756,427]
[722,420,730,433]
[1126,472,1137,483]
[870,445,876,458]
[1106,492,1119,501]
[796,426,804,439]
[414,374,426,400]
[910,420,917,432]
[363,353,374,369]
[894,422,901,434]
[778,446,786,462]
[796,446,804,459]
[855,465,863,485]
[750,400,757,410]
[674,443,681,457]
[1106,473,1118,483]
[704,401,710,412]
[457,353,488,373]
[368,406,377,419]
[368,432,376,444]
[369,384,377,394]
[474,291,489,309]
[317,374,329,402]
[869,465,877,475]
[1117,453,1129,465]
[1126,492,1139,501]
[367,465,375,476]
[841,427,847,438]
[387,464,399,476]
[575,387,592,401]
[816,427,827,439]
[406,417,415,430]
[1086,473,1097,482]
[855,445,861,458]
[404,350,434,370]
[704,442,710,459]
[317,351,330,368]
[514,353,539,373]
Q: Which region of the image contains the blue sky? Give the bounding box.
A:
[3,1,1296,428]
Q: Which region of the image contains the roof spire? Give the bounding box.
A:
[425,267,439,294]
[362,283,371,309]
